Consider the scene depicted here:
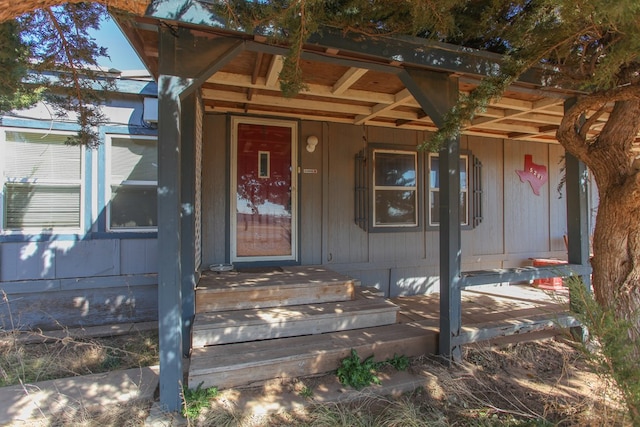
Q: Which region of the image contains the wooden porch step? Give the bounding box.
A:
[195,266,355,313]
[192,297,400,347]
[188,322,438,390]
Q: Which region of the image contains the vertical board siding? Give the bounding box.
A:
[326,123,368,264]
[390,267,439,297]
[194,115,570,295]
[467,136,505,257]
[0,285,157,330]
[503,141,550,256]
[300,121,324,265]
[121,239,158,274]
[548,144,568,252]
[201,114,228,266]
[194,94,204,270]
[0,242,56,281]
[55,240,120,278]
[365,126,426,263]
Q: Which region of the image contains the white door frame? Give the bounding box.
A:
[230,116,298,263]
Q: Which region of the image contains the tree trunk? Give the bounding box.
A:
[558,95,640,423]
[558,97,640,344]
[0,0,150,22]
[591,181,640,344]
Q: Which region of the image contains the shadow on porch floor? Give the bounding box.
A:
[393,284,574,348]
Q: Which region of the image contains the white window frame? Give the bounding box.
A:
[372,148,419,228]
[105,134,158,232]
[0,128,85,234]
[428,152,470,227]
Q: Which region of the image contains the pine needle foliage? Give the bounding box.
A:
[1,3,113,148]
[206,0,640,150]
[566,276,640,424]
[18,3,113,148]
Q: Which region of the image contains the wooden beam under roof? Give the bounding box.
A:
[508,125,558,140]
[354,88,413,125]
[265,55,283,88]
[247,51,264,101]
[467,99,563,129]
[207,71,397,104]
[332,67,368,95]
[202,88,384,116]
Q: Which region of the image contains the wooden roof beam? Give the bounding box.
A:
[470,121,541,134]
[247,51,264,101]
[508,124,558,140]
[207,71,397,104]
[265,55,283,88]
[466,98,564,129]
[332,67,368,95]
[354,88,413,125]
[202,87,423,122]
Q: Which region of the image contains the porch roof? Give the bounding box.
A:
[115,11,623,145]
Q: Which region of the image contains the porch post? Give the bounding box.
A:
[564,99,591,308]
[180,92,198,355]
[400,69,462,362]
[437,100,462,363]
[155,25,244,413]
[157,27,189,413]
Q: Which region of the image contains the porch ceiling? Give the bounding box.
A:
[119,16,629,145]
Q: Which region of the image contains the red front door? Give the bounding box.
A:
[231,119,297,261]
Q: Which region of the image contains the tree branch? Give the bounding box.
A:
[0,0,149,22]
[43,7,85,116]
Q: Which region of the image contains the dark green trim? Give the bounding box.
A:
[564,98,592,313]
[141,5,548,87]
[461,264,592,287]
[180,91,198,356]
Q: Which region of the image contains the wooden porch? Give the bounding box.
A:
[188,266,577,390]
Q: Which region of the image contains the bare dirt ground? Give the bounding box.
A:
[1,331,630,426]
[198,336,629,426]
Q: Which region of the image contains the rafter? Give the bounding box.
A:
[354,88,413,125]
[332,67,368,95]
[247,51,264,101]
[265,55,283,88]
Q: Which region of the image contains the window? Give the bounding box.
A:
[428,152,482,228]
[107,135,157,230]
[373,150,418,227]
[1,130,83,231]
[355,146,421,231]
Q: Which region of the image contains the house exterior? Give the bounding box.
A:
[2,1,598,412]
[0,71,159,330]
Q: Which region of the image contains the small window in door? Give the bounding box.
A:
[258,151,270,178]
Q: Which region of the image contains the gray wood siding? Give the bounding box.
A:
[325,123,369,264]
[503,141,550,257]
[467,135,505,256]
[299,121,324,265]
[549,144,568,252]
[0,239,158,329]
[198,115,578,296]
[201,114,228,266]
[366,125,427,264]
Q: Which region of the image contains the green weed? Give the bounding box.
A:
[336,349,409,390]
[182,382,219,420]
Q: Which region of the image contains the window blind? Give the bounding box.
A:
[4,184,81,229]
[110,137,157,182]
[2,131,82,230]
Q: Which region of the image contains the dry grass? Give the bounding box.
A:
[191,337,630,427]
[0,330,158,387]
[0,330,630,426]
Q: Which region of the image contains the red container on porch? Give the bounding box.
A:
[532,258,567,290]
